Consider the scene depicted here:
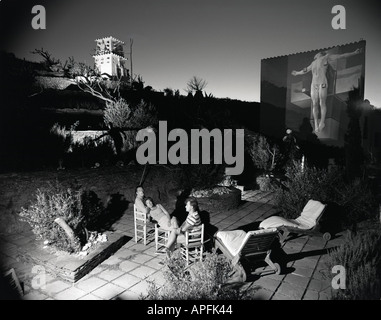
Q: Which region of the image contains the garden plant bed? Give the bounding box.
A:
[17,231,130,283]
[190,186,242,212]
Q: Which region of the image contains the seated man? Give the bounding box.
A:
[145,197,179,231]
[134,185,150,216]
[164,198,201,258]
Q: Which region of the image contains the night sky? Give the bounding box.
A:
[1,0,380,106]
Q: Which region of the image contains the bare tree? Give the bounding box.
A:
[163,87,174,97]
[75,74,115,104]
[31,48,65,72]
[186,76,207,93]
[73,67,157,160]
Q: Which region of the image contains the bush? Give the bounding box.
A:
[49,122,74,155]
[256,174,272,191]
[103,98,158,132]
[333,178,377,229]
[103,99,158,161]
[245,131,280,172]
[128,99,158,130]
[274,161,377,227]
[103,97,132,129]
[274,161,340,219]
[178,163,226,191]
[326,228,381,300]
[145,250,258,300]
[19,182,104,253]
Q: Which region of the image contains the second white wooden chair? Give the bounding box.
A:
[180,224,205,266]
[134,205,155,245]
[155,225,170,252]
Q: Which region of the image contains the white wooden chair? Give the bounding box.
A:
[155,224,170,253]
[134,205,155,245]
[180,224,205,266]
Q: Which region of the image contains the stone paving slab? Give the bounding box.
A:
[276,281,306,300]
[283,273,310,289]
[44,279,72,294]
[90,282,125,300]
[75,276,108,292]
[54,286,88,300]
[111,273,141,289]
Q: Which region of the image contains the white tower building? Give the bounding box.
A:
[93,36,128,79]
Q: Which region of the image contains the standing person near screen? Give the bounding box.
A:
[291,48,361,133]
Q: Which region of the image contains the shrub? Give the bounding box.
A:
[19,182,104,253]
[19,183,82,253]
[144,250,258,300]
[49,122,74,152]
[103,97,132,129]
[333,178,377,229]
[103,98,158,131]
[178,163,227,191]
[326,228,381,300]
[274,161,339,219]
[128,99,158,130]
[47,122,75,167]
[103,99,158,160]
[274,161,377,226]
[245,132,280,172]
[256,174,272,191]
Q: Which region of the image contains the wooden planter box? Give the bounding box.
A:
[17,231,129,283]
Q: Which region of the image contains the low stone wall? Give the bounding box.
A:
[71,130,109,145]
[35,76,75,90]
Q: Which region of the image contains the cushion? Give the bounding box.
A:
[298,200,326,226]
[294,216,315,229]
[259,200,326,230]
[216,230,247,256]
[216,228,278,256]
[259,216,301,229]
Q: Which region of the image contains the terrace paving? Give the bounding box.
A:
[0,189,347,301]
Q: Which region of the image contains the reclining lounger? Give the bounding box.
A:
[214,228,282,282]
[259,199,331,243]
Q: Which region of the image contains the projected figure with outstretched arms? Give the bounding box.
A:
[291,48,361,133]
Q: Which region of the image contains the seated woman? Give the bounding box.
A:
[145,197,179,231]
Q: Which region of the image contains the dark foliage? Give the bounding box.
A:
[274,161,378,229]
[327,227,381,300]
